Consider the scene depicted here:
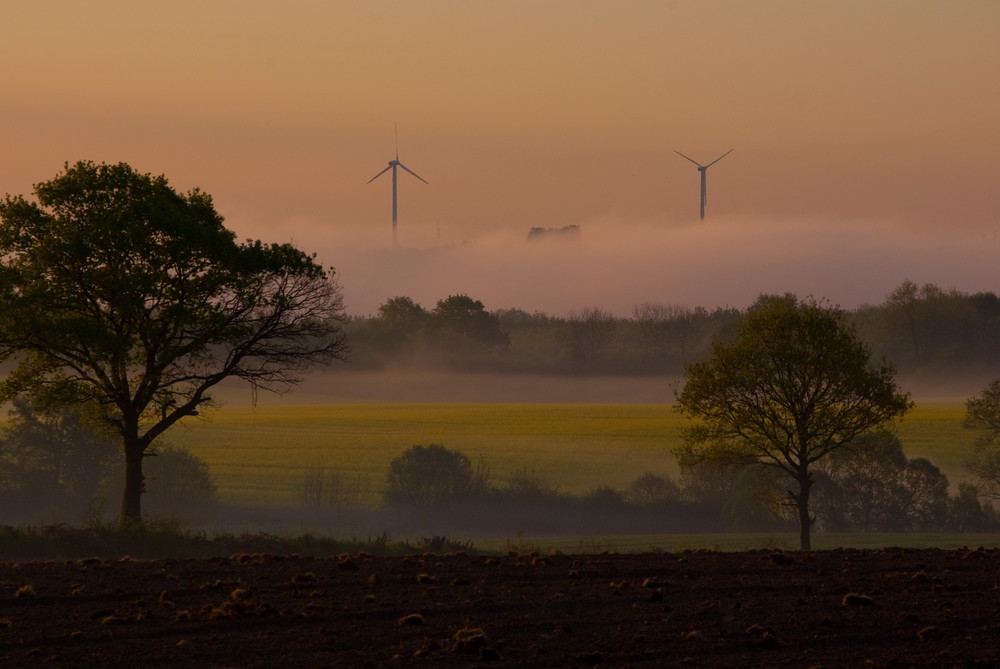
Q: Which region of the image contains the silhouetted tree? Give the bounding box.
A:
[427,294,509,357]
[676,294,913,550]
[963,379,1000,500]
[376,296,429,351]
[0,161,348,524]
[815,432,948,532]
[384,444,490,506]
[947,483,1000,532]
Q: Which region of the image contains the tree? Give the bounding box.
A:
[103,445,219,522]
[376,296,428,350]
[675,294,913,550]
[624,472,681,508]
[0,161,348,524]
[0,397,118,519]
[567,306,617,367]
[963,378,1000,500]
[814,432,948,532]
[384,444,490,506]
[427,294,509,356]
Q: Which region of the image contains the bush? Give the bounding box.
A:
[384,444,490,506]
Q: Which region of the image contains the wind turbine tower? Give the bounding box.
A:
[368,129,428,248]
[674,148,733,221]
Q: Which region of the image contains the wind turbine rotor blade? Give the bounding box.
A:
[397,162,429,184]
[674,150,703,167]
[367,164,393,183]
[705,148,734,168]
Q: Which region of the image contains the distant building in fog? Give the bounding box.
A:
[526,225,581,242]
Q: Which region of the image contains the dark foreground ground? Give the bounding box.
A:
[2,547,999,668]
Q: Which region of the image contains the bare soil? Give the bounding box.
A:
[2,547,999,667]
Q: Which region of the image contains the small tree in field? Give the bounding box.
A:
[963,379,1000,500]
[0,161,348,525]
[384,444,489,506]
[675,294,913,550]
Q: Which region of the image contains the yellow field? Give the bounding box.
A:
[167,401,976,507]
[897,402,974,477]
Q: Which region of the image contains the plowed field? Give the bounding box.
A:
[2,547,999,667]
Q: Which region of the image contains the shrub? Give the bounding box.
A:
[384,444,490,506]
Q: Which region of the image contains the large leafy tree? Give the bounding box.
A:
[0,161,348,524]
[675,294,912,550]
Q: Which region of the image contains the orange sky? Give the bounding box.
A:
[2,1,998,315]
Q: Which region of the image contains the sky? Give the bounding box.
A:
[2,0,998,317]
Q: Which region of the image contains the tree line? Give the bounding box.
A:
[355,296,1000,547]
[323,440,997,538]
[345,281,1000,378]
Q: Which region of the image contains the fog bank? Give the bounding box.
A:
[321,216,1000,317]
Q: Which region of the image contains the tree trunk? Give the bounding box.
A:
[796,473,814,551]
[120,440,145,526]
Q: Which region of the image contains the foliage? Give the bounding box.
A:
[427,294,510,357]
[947,483,1000,532]
[814,432,949,532]
[623,472,682,508]
[372,296,429,355]
[384,444,490,506]
[344,281,1000,378]
[567,306,617,368]
[0,161,348,523]
[676,457,796,532]
[495,466,563,503]
[0,398,118,520]
[133,446,218,521]
[854,281,1000,372]
[675,294,913,549]
[963,378,1000,500]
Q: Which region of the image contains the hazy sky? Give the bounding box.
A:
[3,1,998,316]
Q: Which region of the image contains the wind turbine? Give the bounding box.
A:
[674,148,733,221]
[368,128,428,248]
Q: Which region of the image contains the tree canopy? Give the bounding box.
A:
[0,161,348,523]
[675,294,913,550]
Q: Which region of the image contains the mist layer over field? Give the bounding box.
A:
[320,216,1000,318]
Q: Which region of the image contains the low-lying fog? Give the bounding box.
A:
[314,215,1000,318]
